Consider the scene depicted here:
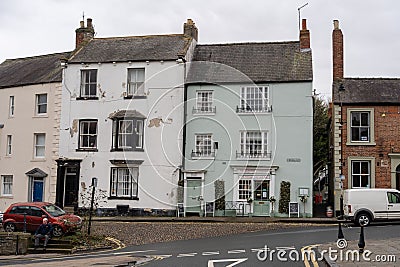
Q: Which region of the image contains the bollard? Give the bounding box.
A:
[358,225,365,254]
[338,221,344,239]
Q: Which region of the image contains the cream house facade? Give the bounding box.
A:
[0,52,70,211]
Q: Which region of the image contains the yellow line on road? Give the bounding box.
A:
[106,236,126,250]
[301,244,320,267]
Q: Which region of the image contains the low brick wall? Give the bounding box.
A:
[0,232,31,255]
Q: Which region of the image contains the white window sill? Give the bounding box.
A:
[33,114,48,118]
[0,195,13,199]
[193,112,216,116]
[346,142,376,146]
[191,156,215,160]
[31,158,46,162]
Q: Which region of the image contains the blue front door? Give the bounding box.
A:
[33,180,44,202]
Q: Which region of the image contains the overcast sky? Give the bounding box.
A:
[1,0,399,99]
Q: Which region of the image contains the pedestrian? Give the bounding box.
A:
[34,217,53,251]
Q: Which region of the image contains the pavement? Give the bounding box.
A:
[320,238,400,267]
[1,216,399,266]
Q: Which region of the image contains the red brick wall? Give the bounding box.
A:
[341,105,400,189]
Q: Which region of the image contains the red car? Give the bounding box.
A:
[2,202,82,237]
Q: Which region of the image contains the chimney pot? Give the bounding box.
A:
[87,18,93,28]
[299,19,310,50]
[334,20,339,30]
[302,19,307,30]
[80,21,84,28]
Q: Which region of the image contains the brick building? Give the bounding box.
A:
[330,20,400,215]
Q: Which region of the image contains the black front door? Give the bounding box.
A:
[56,159,81,209]
[64,167,79,206]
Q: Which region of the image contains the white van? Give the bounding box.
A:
[343,188,400,226]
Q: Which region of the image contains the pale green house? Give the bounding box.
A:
[182,23,313,217]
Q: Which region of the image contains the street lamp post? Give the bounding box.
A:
[87,177,97,235]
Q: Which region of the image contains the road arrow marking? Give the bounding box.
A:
[208,258,248,267]
[228,249,246,254]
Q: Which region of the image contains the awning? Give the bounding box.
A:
[108,110,146,119]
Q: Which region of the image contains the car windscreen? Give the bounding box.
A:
[42,204,66,217]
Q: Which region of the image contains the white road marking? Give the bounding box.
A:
[208,258,248,267]
[276,246,296,250]
[177,253,197,258]
[202,251,220,256]
[227,249,246,254]
[251,248,264,252]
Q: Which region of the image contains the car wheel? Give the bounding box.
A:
[4,222,16,232]
[52,225,64,237]
[356,213,371,226]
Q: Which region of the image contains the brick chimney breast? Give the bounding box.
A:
[332,20,344,80]
[300,19,310,50]
[183,19,198,41]
[75,18,95,49]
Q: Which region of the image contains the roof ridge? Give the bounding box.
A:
[93,33,186,40]
[3,51,71,63]
[344,77,400,80]
[197,41,299,47]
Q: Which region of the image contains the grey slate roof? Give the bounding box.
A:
[333,78,400,104]
[187,41,312,83]
[69,34,192,63]
[0,52,71,89]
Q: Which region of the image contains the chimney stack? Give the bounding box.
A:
[183,19,198,41]
[332,20,344,80]
[299,19,310,50]
[75,18,95,49]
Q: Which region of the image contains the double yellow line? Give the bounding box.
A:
[301,244,320,267]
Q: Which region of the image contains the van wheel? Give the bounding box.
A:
[52,225,64,237]
[356,213,371,226]
[4,222,16,232]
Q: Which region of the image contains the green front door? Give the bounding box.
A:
[253,180,270,216]
[186,179,202,214]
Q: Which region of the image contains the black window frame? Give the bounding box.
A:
[77,119,98,151]
[108,167,139,200]
[111,117,145,152]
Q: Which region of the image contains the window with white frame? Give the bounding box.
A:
[239,86,269,112]
[36,94,47,115]
[79,120,98,150]
[195,91,214,113]
[1,175,13,196]
[80,69,97,98]
[351,111,370,142]
[127,68,145,96]
[110,167,138,199]
[238,179,252,200]
[34,133,46,158]
[351,161,370,188]
[111,118,144,151]
[239,131,268,158]
[194,134,213,157]
[9,96,14,117]
[6,135,12,156]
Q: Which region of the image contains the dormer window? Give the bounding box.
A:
[127,68,145,97]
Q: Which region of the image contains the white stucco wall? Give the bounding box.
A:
[0,83,61,211]
[60,60,187,210]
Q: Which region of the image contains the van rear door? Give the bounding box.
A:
[386,192,400,219]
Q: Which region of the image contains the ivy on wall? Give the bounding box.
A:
[278,181,291,214]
